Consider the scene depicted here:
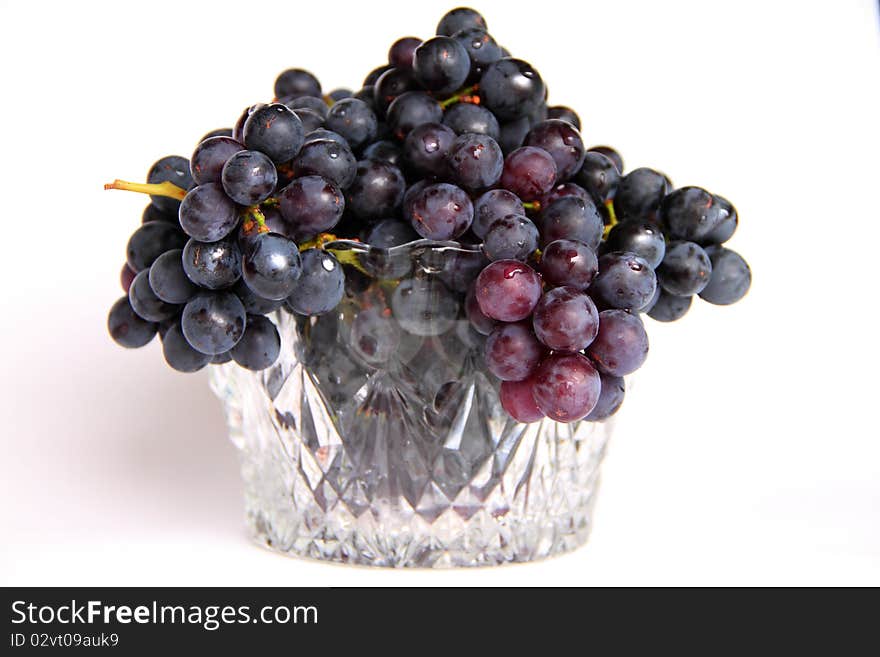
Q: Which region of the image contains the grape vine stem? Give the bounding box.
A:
[103,179,187,200]
[440,85,480,109]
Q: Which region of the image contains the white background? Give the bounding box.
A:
[1,0,878,586]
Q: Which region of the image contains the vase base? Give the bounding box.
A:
[243,486,600,568]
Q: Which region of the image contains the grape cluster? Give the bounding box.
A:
[107,6,750,423]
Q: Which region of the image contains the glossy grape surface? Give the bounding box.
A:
[531,353,601,422]
[475,260,542,322]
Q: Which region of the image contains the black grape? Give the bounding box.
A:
[231,315,281,370]
[108,296,157,348]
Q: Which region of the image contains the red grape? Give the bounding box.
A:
[586,310,649,376]
[484,322,542,381]
[538,239,598,290]
[500,378,545,423]
[531,353,601,422]
[532,286,599,352]
[475,260,543,322]
[500,146,557,201]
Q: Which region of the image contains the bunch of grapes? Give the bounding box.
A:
[107,6,751,424]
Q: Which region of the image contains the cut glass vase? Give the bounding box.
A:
[209,240,613,567]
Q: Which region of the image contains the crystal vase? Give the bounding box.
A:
[209,240,614,567]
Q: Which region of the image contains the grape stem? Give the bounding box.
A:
[297,233,370,275]
[603,199,618,239]
[103,179,187,200]
[241,206,270,236]
[522,200,542,212]
[440,85,480,109]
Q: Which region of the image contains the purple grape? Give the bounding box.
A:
[576,151,620,204]
[591,252,657,311]
[182,237,241,290]
[472,189,525,238]
[484,321,543,381]
[350,308,401,366]
[586,373,625,421]
[547,106,580,130]
[120,264,136,293]
[232,104,265,144]
[498,116,530,154]
[108,296,157,348]
[500,146,557,201]
[454,28,502,81]
[413,36,470,95]
[524,119,586,181]
[480,58,545,121]
[128,269,179,322]
[500,378,545,423]
[391,276,459,336]
[615,167,667,221]
[365,218,420,248]
[362,140,403,168]
[406,182,473,240]
[181,291,246,355]
[475,260,543,322]
[660,186,722,242]
[531,353,601,422]
[465,284,497,335]
[541,182,591,208]
[278,175,345,240]
[274,68,321,100]
[243,103,304,164]
[346,160,406,220]
[190,137,244,186]
[442,103,500,140]
[588,146,623,173]
[437,249,489,292]
[700,195,737,245]
[532,286,599,352]
[389,37,422,70]
[387,91,443,140]
[231,314,280,371]
[141,203,176,224]
[436,7,487,35]
[233,279,284,315]
[403,122,456,177]
[282,95,329,119]
[178,183,239,242]
[538,239,598,290]
[162,322,211,373]
[698,246,751,305]
[291,110,322,138]
[126,222,187,272]
[446,133,504,191]
[374,67,418,112]
[241,233,302,300]
[605,219,666,269]
[147,155,193,213]
[482,214,539,261]
[656,241,712,296]
[290,139,357,189]
[325,98,377,149]
[587,310,649,377]
[148,249,197,304]
[221,150,277,206]
[538,196,604,251]
[285,249,345,316]
[647,290,693,322]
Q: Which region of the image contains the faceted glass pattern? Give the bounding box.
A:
[210,241,614,567]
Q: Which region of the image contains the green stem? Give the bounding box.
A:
[440,85,479,109]
[603,199,618,240]
[103,179,187,200]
